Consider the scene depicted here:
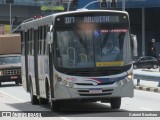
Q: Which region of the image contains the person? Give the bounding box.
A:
[102,38,120,55]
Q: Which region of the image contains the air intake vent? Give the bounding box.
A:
[4,69,21,75]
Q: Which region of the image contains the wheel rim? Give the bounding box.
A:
[133,65,137,69]
[153,65,157,69]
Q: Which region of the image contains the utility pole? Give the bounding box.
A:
[122,0,125,11]
[10,3,12,33]
[6,0,14,33]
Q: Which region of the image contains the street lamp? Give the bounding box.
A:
[122,0,125,11]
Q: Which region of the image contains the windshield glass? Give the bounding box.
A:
[55,27,131,68]
[0,56,21,65]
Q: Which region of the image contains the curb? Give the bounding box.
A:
[134,85,160,93]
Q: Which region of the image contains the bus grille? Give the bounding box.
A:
[4,69,21,75]
[78,89,113,96]
[75,82,115,86]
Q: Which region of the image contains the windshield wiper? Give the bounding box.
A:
[73,30,87,49]
[101,29,111,48]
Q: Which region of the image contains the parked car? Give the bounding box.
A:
[133,56,158,69]
[0,54,21,86]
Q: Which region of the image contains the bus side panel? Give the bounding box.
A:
[28,56,37,95]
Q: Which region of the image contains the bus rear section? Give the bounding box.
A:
[21,10,136,111]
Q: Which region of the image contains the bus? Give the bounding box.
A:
[21,10,137,111]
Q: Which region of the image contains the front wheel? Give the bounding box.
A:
[110,97,121,109]
[50,100,61,112]
[47,85,60,111]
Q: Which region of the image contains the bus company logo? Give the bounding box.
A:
[66,77,77,82]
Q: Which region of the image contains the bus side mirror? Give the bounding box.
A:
[46,25,53,52]
[46,32,53,44]
[131,34,138,58]
[46,25,53,44]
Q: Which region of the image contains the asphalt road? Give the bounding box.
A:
[0,82,160,120]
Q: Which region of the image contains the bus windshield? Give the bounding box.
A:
[55,27,132,68]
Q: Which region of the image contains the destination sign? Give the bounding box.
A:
[64,16,119,24]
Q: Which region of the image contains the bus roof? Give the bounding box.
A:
[21,10,129,30]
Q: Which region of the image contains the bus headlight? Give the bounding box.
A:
[116,81,121,86]
[69,82,74,88]
[57,77,62,82]
[127,73,133,80]
[0,71,3,76]
[62,80,68,86]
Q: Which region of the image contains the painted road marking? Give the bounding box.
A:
[0,90,26,102]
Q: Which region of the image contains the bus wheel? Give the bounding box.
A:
[50,100,60,111]
[39,98,48,105]
[153,65,158,69]
[48,87,60,111]
[30,85,39,105]
[15,81,19,85]
[110,97,121,109]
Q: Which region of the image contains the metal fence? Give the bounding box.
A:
[134,72,160,87]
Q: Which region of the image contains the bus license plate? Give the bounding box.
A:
[11,76,18,79]
[89,89,102,94]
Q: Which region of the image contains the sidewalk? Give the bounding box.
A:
[133,68,160,93]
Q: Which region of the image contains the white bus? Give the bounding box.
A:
[21,10,137,111]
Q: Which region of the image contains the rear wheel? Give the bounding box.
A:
[110,98,121,109]
[30,84,39,105]
[0,82,1,86]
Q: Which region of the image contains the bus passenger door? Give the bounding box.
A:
[47,25,54,99]
[21,31,29,92]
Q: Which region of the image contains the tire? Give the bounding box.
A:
[47,85,60,111]
[30,85,39,105]
[0,82,1,87]
[110,98,121,109]
[50,100,61,112]
[39,98,48,105]
[133,65,137,69]
[15,81,19,85]
[153,65,158,69]
[19,80,22,84]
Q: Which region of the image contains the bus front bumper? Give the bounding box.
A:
[54,80,134,101]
